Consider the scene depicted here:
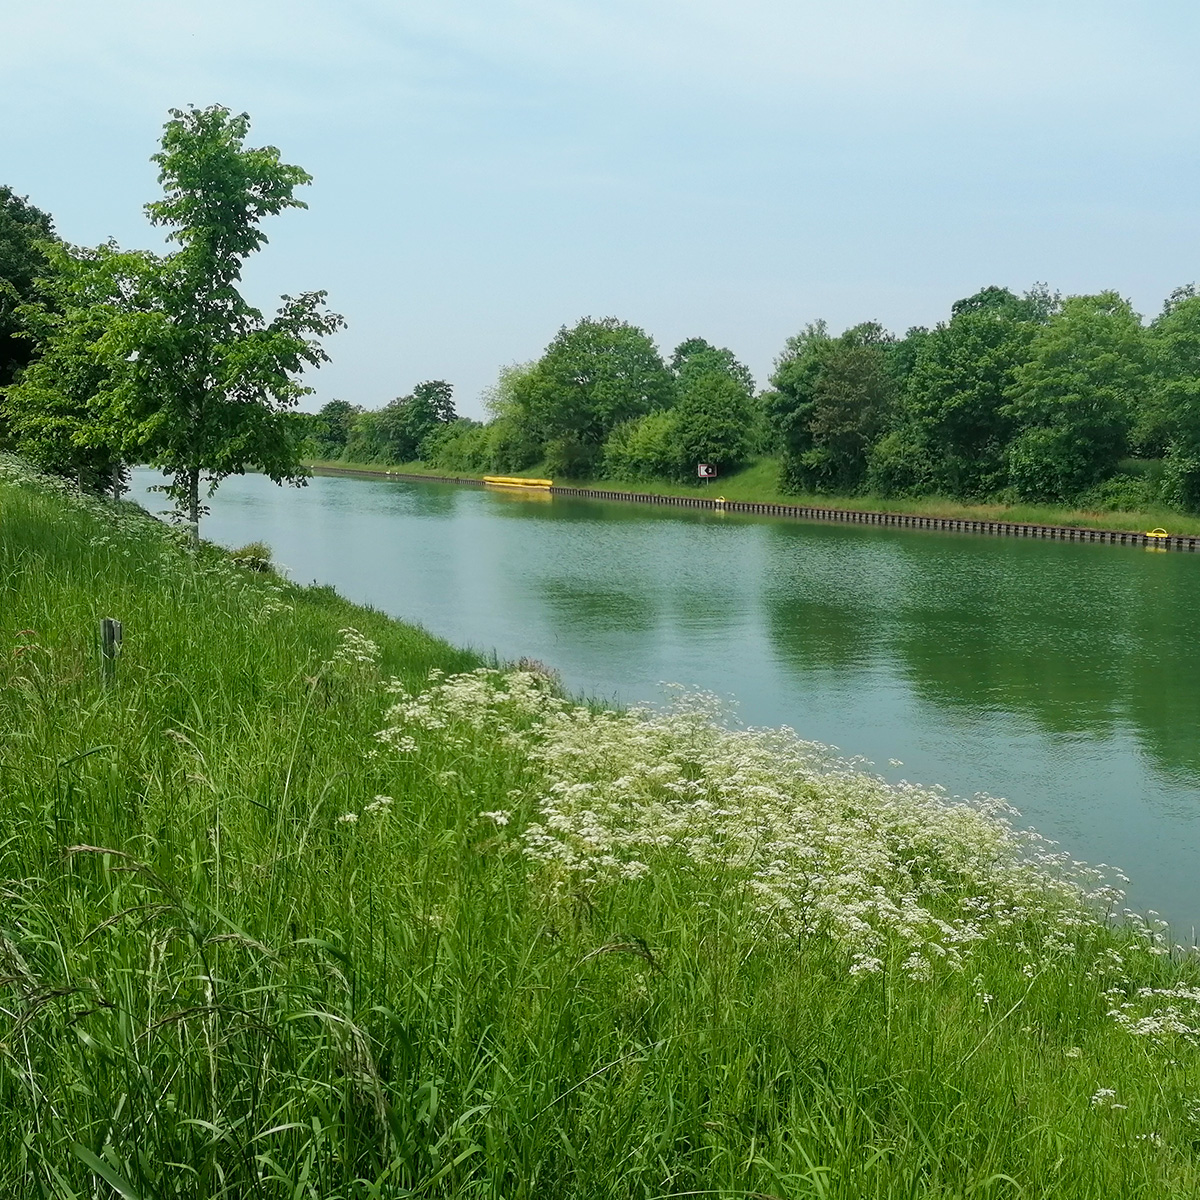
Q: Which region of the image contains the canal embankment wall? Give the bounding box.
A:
[312,465,1200,551]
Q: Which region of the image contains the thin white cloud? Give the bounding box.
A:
[9,1,1195,120]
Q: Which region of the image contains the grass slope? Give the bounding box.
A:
[310,456,1200,537]
[4,455,1200,1198]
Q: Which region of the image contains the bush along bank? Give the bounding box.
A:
[296,289,1200,525]
[3,452,1200,1197]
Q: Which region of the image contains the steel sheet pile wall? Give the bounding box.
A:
[549,486,1200,551]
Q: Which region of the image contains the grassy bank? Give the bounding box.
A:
[309,456,1200,538]
[5,455,1200,1197]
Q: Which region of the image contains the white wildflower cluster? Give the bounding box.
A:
[253,593,294,623]
[374,667,562,754]
[1107,984,1200,1047]
[330,628,381,671]
[338,795,394,829]
[519,698,1115,977]
[1090,1087,1127,1110]
[369,669,1121,980]
[243,581,290,622]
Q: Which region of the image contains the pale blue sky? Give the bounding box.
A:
[3,1,1199,416]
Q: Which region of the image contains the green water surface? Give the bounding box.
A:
[134,470,1200,930]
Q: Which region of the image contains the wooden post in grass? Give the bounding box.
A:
[100,618,123,689]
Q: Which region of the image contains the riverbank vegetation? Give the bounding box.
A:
[5,452,1200,1196]
[309,452,1200,537]
[303,286,1200,523]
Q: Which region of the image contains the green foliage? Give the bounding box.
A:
[766,319,831,479]
[1077,463,1163,513]
[951,282,1059,323]
[673,370,754,474]
[2,242,130,491]
[308,279,1200,514]
[480,362,544,472]
[666,336,756,477]
[422,417,492,473]
[306,398,361,459]
[0,184,57,393]
[885,324,931,388]
[865,426,937,497]
[543,431,603,478]
[770,321,897,492]
[1005,293,1146,501]
[380,380,457,462]
[901,287,1039,496]
[670,335,755,394]
[602,409,682,480]
[332,381,457,466]
[525,317,674,453]
[1148,292,1200,510]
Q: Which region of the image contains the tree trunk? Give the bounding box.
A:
[187,467,200,546]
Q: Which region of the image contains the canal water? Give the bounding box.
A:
[134,469,1200,931]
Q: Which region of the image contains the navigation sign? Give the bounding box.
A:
[697,463,717,479]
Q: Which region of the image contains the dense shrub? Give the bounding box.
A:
[603,410,682,480]
[866,428,937,497]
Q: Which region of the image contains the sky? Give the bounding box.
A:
[4,1,1200,417]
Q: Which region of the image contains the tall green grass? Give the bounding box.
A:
[3,455,1200,1198]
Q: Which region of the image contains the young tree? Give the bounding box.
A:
[413,378,456,425]
[766,319,832,487]
[1004,292,1145,501]
[22,106,343,532]
[371,380,457,463]
[482,362,543,472]
[668,338,755,476]
[421,417,491,472]
[805,336,897,491]
[670,336,755,395]
[602,410,682,481]
[307,398,362,459]
[674,371,754,475]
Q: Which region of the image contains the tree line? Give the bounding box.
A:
[6,109,1200,517]
[307,285,1200,514]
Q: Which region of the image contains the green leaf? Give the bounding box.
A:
[71,1144,143,1200]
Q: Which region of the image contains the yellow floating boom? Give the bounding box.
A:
[484,475,553,489]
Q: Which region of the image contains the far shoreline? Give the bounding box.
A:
[306,459,1200,552]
